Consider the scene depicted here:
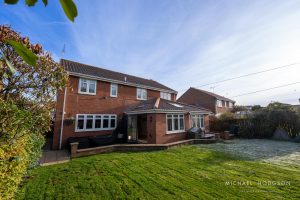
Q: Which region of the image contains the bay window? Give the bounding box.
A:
[166,114,185,133]
[75,114,117,131]
[79,78,96,95]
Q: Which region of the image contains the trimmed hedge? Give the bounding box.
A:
[0,101,44,199]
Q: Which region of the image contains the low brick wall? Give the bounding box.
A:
[70,139,216,158]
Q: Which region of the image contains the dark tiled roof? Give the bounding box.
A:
[125,98,212,114]
[61,59,176,93]
[181,87,235,102]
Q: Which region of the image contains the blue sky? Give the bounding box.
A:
[1,0,300,105]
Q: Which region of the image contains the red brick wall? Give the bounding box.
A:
[177,88,216,113]
[146,113,211,144]
[53,75,175,149]
[215,106,234,114]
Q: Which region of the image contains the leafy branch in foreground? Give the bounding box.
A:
[3,0,77,73]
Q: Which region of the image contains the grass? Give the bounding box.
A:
[17,146,300,199]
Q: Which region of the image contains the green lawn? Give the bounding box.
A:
[18,146,300,199]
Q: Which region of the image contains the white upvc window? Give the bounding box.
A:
[160,92,171,100]
[191,114,204,128]
[216,100,222,107]
[110,83,118,97]
[166,114,185,134]
[79,78,96,95]
[75,114,117,132]
[137,88,147,100]
[229,102,233,108]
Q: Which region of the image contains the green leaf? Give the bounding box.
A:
[59,0,78,22]
[4,0,19,4]
[25,0,37,6]
[3,54,16,74]
[6,40,38,66]
[42,0,48,6]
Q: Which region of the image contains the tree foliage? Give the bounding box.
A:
[0,25,67,199]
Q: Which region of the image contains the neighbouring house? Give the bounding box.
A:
[53,59,211,149]
[177,87,235,115]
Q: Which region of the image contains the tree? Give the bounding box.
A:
[0,25,67,199]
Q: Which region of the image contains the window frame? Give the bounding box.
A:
[78,78,97,95]
[216,99,222,107]
[191,114,204,128]
[110,83,118,97]
[160,92,171,100]
[166,114,185,134]
[136,88,147,100]
[75,114,117,132]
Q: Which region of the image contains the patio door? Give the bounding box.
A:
[127,115,138,142]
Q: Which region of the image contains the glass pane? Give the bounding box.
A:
[111,87,116,96]
[89,82,95,93]
[201,116,204,128]
[81,82,87,92]
[77,119,84,129]
[137,89,142,98]
[86,115,93,129]
[110,118,116,128]
[197,118,201,128]
[103,116,109,128]
[142,90,147,99]
[167,118,172,131]
[180,118,184,130]
[95,116,101,129]
[173,115,179,130]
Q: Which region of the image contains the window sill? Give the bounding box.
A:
[166,130,185,134]
[75,128,116,132]
[78,91,96,95]
[110,95,118,98]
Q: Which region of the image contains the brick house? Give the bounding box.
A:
[53,60,211,149]
[177,87,235,115]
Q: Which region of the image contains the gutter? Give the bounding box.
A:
[59,87,67,150]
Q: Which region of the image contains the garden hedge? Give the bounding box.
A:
[0,101,44,199]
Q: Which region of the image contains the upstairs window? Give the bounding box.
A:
[160,92,171,100]
[226,101,229,107]
[79,78,96,95]
[222,100,225,107]
[217,100,222,107]
[110,83,118,97]
[137,88,147,100]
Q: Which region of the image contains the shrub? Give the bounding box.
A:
[237,102,300,138]
[0,101,44,199]
[209,112,235,132]
[0,26,67,199]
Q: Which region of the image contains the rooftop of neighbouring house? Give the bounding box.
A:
[125,97,212,114]
[179,87,235,102]
[60,59,177,93]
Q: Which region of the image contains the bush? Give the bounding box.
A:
[209,112,235,132]
[237,102,300,138]
[0,26,67,199]
[0,101,44,199]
